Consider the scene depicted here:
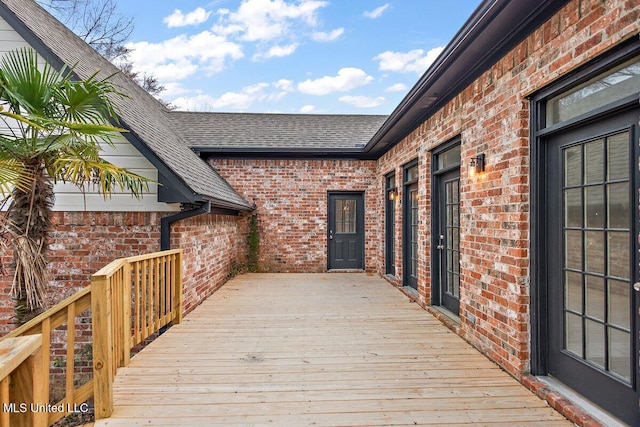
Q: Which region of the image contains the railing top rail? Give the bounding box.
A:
[92,249,183,279]
[3,286,92,339]
[125,249,182,264]
[92,258,128,278]
[0,334,41,379]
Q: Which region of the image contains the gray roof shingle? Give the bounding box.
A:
[0,0,252,210]
[168,112,388,151]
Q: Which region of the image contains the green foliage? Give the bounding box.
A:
[247,213,260,272]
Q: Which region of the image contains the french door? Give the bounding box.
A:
[544,108,639,425]
[435,169,460,315]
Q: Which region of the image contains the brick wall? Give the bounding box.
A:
[210,159,379,273]
[376,0,639,378]
[0,212,162,333]
[170,212,247,315]
[0,210,246,333]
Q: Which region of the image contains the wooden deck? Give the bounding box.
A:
[95,273,571,426]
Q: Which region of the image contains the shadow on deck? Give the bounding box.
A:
[94,273,571,426]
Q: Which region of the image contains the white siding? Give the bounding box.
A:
[0,17,179,213]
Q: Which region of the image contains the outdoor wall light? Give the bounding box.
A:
[388,188,398,201]
[469,153,485,176]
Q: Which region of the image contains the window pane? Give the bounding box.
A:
[585,275,604,321]
[584,139,604,184]
[585,231,604,274]
[565,312,582,356]
[585,319,605,368]
[437,145,461,170]
[564,146,582,186]
[345,200,356,233]
[546,57,640,126]
[607,183,629,229]
[608,232,629,279]
[564,189,582,227]
[609,328,631,382]
[608,279,630,328]
[608,132,629,181]
[406,165,418,182]
[564,230,582,270]
[565,271,582,313]
[335,200,344,233]
[584,186,604,228]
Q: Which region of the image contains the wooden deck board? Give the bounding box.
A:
[95,273,571,426]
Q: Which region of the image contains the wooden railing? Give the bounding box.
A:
[0,249,183,425]
[0,335,46,427]
[91,249,183,419]
[3,286,93,426]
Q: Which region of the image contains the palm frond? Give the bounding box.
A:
[54,154,150,198]
[0,158,34,196]
[0,48,62,117]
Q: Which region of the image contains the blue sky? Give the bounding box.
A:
[113,1,482,114]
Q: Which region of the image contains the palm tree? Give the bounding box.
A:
[0,47,149,315]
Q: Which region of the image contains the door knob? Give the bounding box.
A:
[329,230,333,240]
[634,283,640,292]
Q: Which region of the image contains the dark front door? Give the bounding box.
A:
[385,174,396,276]
[545,108,639,424]
[328,192,364,270]
[403,183,418,289]
[435,169,460,315]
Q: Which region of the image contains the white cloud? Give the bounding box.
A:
[364,4,390,19]
[274,79,295,91]
[385,83,407,92]
[124,31,244,80]
[339,95,385,108]
[253,43,299,61]
[374,47,444,74]
[164,7,212,28]
[213,0,329,42]
[161,82,192,99]
[300,105,316,113]
[297,68,373,95]
[311,28,344,42]
[171,81,290,111]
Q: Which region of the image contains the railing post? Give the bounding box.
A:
[91,273,114,419]
[1,335,47,427]
[173,251,183,324]
[121,261,132,367]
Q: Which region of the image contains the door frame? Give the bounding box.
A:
[385,173,396,276]
[530,39,640,376]
[431,138,462,315]
[402,160,419,289]
[327,191,365,270]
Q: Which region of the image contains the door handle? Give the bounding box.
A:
[329,230,333,240]
[634,283,640,292]
[436,234,444,250]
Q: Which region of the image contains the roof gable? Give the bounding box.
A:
[0,0,252,211]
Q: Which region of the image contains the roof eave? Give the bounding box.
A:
[363,0,571,158]
[194,146,372,160]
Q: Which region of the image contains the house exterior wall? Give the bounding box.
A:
[0,15,178,214]
[210,159,379,273]
[169,212,248,315]
[377,0,639,379]
[0,211,246,334]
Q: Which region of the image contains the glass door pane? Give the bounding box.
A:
[562,130,631,382]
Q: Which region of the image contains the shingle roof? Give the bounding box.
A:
[0,0,252,210]
[169,111,388,151]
